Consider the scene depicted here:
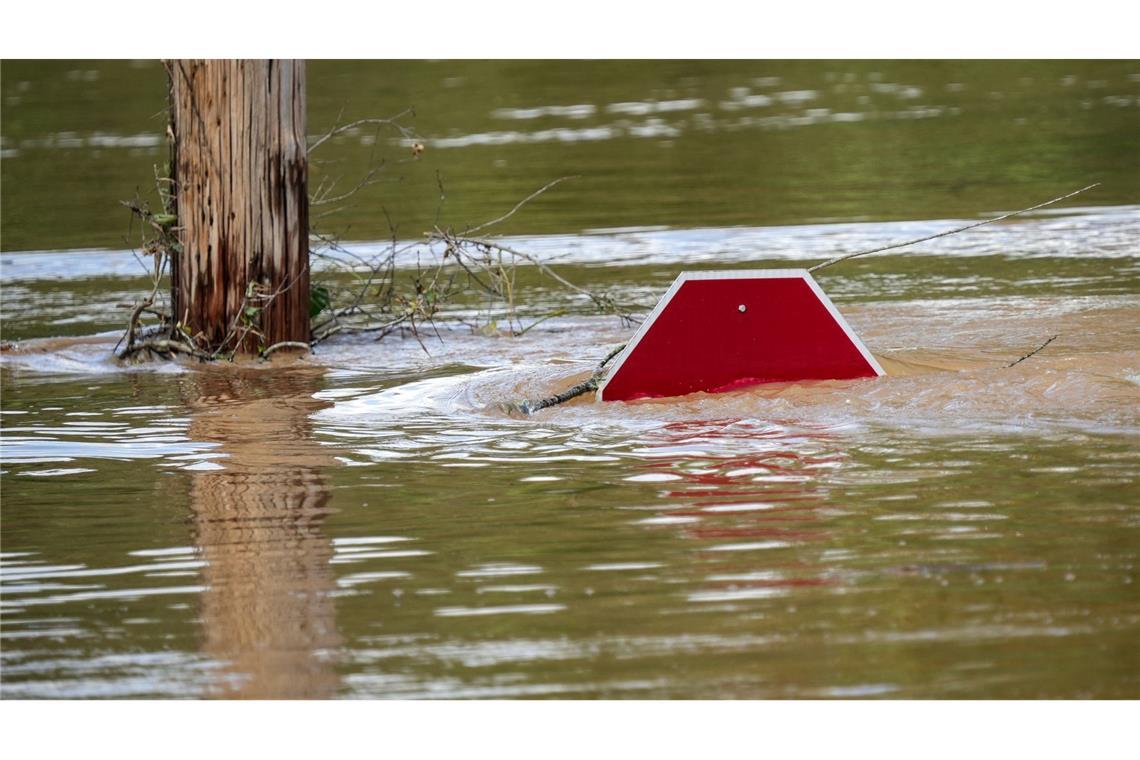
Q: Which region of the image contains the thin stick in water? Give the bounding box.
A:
[1006,335,1058,368]
[808,183,1100,273]
[510,343,626,415]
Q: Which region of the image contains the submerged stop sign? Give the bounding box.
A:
[597,270,883,402]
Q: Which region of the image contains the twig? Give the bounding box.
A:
[807,183,1101,273]
[509,343,626,415]
[436,232,637,322]
[308,112,417,154]
[1006,335,1058,368]
[116,297,153,356]
[512,309,567,337]
[207,266,309,359]
[261,341,311,358]
[311,323,343,346]
[594,343,626,374]
[311,162,387,207]
[514,376,600,415]
[115,303,171,320]
[119,338,210,361]
[464,176,578,236]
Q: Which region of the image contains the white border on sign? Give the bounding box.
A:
[596,269,885,401]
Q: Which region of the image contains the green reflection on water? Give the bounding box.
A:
[3,60,1138,252]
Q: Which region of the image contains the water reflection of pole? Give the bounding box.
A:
[184,364,339,699]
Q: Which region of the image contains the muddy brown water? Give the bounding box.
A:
[2,61,1139,698]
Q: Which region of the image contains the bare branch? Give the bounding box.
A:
[808,183,1101,273]
[1006,335,1058,368]
[262,341,311,358]
[308,111,417,154]
[434,232,637,321]
[119,337,210,361]
[507,343,626,415]
[311,162,387,207]
[464,176,579,236]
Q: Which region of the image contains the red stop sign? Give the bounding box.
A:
[598,270,883,402]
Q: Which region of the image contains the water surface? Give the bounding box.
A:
[1,60,1138,698]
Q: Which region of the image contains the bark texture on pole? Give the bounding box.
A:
[169,60,309,354]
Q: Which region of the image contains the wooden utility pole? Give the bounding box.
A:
[168,60,309,354]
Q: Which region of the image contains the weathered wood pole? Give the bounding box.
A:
[169,60,309,354]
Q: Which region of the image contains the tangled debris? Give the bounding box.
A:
[117,113,637,364]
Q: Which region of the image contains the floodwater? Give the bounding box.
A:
[2,61,1139,699]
